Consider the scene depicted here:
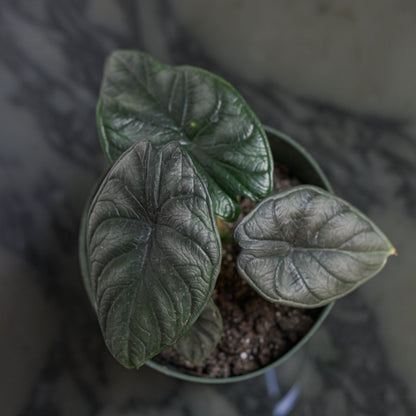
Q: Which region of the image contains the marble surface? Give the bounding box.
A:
[1,1,415,415]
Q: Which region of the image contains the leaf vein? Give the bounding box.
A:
[307,251,353,284]
[290,255,323,301]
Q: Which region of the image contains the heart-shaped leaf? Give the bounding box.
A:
[97,50,273,221]
[234,185,396,308]
[86,141,221,368]
[173,298,223,364]
[79,174,107,307]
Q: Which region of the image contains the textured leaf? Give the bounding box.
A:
[234,185,396,308]
[79,196,93,305]
[86,141,221,368]
[97,50,273,221]
[173,298,223,363]
[79,175,106,307]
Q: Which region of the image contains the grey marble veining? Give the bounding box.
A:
[1,1,415,415]
[169,0,416,120]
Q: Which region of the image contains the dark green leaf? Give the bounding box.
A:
[174,300,223,363]
[79,196,93,305]
[173,298,223,363]
[97,50,273,221]
[79,174,106,307]
[234,185,396,308]
[86,141,221,368]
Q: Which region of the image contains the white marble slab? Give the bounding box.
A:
[170,0,416,120]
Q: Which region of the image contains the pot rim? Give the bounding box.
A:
[146,125,335,383]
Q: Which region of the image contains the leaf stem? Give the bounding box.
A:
[216,217,235,245]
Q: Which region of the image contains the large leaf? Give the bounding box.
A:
[96,50,273,221]
[79,173,107,307]
[86,141,221,368]
[234,185,396,308]
[173,298,223,363]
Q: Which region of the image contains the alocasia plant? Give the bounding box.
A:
[96,50,272,222]
[80,50,395,371]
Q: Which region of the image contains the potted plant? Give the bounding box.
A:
[79,50,395,383]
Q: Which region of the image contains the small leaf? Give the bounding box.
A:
[234,185,395,308]
[173,298,223,363]
[97,50,273,221]
[86,141,221,368]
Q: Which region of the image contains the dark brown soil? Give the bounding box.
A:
[154,165,322,378]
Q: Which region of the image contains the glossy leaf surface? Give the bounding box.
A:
[97,50,273,221]
[173,298,223,363]
[86,141,221,368]
[235,185,395,308]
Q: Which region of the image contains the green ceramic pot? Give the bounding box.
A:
[79,126,334,383]
[146,126,334,383]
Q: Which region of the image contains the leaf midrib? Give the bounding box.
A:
[109,54,193,138]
